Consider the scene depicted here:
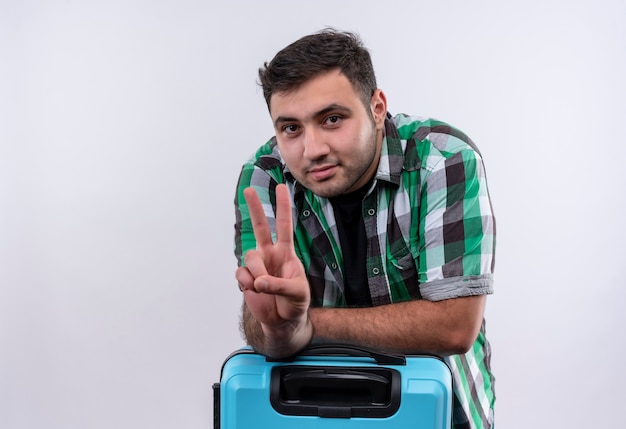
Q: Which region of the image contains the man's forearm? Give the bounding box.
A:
[308,296,486,356]
[241,302,313,358]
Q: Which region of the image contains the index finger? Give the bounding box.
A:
[243,187,273,249]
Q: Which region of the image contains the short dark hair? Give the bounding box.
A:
[258,29,377,109]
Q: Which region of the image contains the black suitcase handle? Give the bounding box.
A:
[283,368,390,404]
[270,365,402,418]
[267,343,406,366]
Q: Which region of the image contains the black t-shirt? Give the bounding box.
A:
[329,185,372,307]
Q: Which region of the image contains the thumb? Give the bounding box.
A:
[253,275,307,300]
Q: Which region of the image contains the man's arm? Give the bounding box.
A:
[236,184,312,359]
[240,300,312,358]
[309,295,486,356]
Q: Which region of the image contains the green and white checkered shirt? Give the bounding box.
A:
[234,113,496,429]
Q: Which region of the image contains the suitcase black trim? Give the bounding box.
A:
[268,343,407,366]
[212,383,220,429]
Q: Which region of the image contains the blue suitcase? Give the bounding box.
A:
[213,344,452,428]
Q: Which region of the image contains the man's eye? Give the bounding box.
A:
[283,124,299,134]
[325,115,342,125]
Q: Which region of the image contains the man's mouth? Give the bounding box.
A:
[308,164,337,181]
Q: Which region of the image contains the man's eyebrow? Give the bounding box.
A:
[314,103,352,118]
[273,116,298,128]
[273,103,353,128]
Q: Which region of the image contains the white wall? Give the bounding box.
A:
[1,1,624,428]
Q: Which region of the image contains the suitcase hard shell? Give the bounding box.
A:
[213,344,452,429]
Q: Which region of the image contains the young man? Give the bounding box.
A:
[234,29,496,429]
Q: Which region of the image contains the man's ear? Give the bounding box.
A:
[370,89,387,129]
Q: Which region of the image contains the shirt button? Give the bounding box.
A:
[372,267,380,275]
[302,210,311,217]
[367,208,375,216]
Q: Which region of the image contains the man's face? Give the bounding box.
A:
[269,70,387,198]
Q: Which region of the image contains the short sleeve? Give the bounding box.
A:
[417,148,496,301]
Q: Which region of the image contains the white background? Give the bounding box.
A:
[1,1,625,428]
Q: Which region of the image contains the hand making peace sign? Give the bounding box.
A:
[235,184,311,338]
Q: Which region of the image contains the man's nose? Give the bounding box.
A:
[302,128,330,160]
